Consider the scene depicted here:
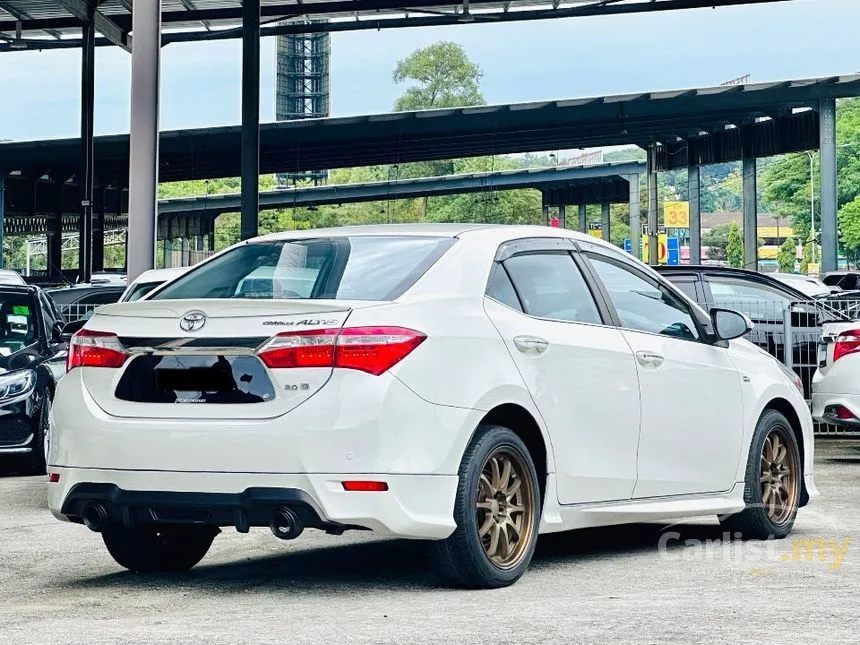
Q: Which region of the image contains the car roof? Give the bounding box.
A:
[0,283,37,294]
[656,264,810,297]
[253,223,597,244]
[131,267,189,283]
[45,284,126,303]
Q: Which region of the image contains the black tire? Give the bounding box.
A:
[428,424,541,589]
[102,524,219,573]
[719,409,802,540]
[21,390,50,476]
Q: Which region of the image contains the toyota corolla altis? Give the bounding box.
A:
[47,224,817,588]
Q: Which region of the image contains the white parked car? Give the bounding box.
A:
[47,225,817,588]
[812,321,860,426]
[770,272,833,298]
[119,267,190,303]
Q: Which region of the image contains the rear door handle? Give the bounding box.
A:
[513,335,549,355]
[635,350,664,368]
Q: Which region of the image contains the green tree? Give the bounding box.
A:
[777,237,796,272]
[800,242,814,274]
[392,42,485,112]
[726,222,744,268]
[838,194,860,256]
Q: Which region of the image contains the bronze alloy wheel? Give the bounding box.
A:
[475,448,537,570]
[760,426,799,526]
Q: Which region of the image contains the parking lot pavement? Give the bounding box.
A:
[1,441,858,645]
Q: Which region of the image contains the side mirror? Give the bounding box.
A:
[711,308,753,341]
[59,319,86,343]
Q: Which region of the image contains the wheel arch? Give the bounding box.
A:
[762,397,809,507]
[478,403,550,503]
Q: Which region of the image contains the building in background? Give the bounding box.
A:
[276,24,331,186]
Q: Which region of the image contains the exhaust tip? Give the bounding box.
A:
[269,507,304,540]
[82,503,109,533]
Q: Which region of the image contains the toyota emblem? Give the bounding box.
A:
[179,311,207,332]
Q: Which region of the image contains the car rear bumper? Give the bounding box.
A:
[48,467,459,539]
[811,392,860,426]
[50,368,482,476]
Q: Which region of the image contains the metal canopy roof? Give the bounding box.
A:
[0,0,798,52]
[2,73,857,183]
[160,161,645,214]
[1,162,642,237]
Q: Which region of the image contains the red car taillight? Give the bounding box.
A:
[67,329,129,371]
[833,330,860,363]
[258,326,426,376]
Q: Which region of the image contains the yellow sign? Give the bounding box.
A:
[642,234,668,264]
[808,263,820,276]
[664,201,690,228]
[759,226,795,238]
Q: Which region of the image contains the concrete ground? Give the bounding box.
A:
[1,440,858,645]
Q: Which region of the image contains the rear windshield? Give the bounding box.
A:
[151,236,456,302]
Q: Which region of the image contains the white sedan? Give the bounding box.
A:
[47,224,817,588]
[812,322,860,426]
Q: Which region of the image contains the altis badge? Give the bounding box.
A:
[262,319,339,327]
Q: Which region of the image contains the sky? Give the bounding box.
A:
[0,0,858,141]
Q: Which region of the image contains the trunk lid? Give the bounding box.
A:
[817,321,860,374]
[80,299,383,419]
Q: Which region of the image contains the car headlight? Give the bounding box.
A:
[0,369,36,402]
[775,359,804,395]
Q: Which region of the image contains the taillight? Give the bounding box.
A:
[67,329,129,371]
[256,329,338,369]
[258,326,426,375]
[833,330,860,363]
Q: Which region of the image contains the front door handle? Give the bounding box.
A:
[513,335,549,355]
[635,350,664,368]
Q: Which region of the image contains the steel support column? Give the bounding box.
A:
[820,98,838,274]
[647,144,658,266]
[240,0,261,241]
[0,175,4,269]
[78,19,95,283]
[92,185,105,272]
[578,204,587,233]
[742,156,758,270]
[601,203,611,242]
[688,165,702,265]
[558,204,566,229]
[47,182,63,276]
[127,0,162,281]
[629,174,641,260]
[163,238,172,268]
[181,236,190,267]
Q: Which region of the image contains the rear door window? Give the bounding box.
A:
[502,253,602,324]
[152,236,455,302]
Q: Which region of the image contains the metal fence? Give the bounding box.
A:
[55,303,102,322]
[713,296,860,437]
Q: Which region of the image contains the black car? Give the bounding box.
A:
[655,266,852,398]
[44,283,125,321]
[0,284,70,474]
